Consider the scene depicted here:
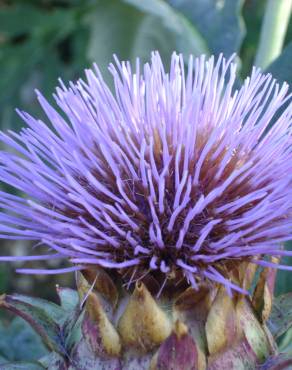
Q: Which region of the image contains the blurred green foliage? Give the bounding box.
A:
[0,0,291,334]
[0,0,291,133]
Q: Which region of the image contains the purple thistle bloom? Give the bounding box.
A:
[0,52,292,294]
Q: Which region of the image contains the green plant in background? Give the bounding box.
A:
[0,0,291,130]
[0,0,292,369]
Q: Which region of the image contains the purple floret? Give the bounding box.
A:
[0,52,291,293]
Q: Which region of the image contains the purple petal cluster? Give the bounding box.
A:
[0,53,291,293]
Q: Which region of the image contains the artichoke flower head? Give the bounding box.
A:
[0,52,292,369]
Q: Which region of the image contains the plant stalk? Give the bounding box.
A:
[255,0,292,70]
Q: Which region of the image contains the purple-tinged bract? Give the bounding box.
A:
[0,53,292,293]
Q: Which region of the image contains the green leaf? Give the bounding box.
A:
[124,0,209,56]
[0,317,48,363]
[10,295,65,325]
[0,362,44,370]
[268,292,292,339]
[87,0,208,82]
[0,294,65,355]
[55,288,82,349]
[56,287,79,312]
[64,311,83,354]
[87,0,143,78]
[265,42,292,85]
[127,14,178,67]
[168,0,245,57]
[240,0,266,77]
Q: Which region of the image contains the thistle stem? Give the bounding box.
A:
[255,0,292,70]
